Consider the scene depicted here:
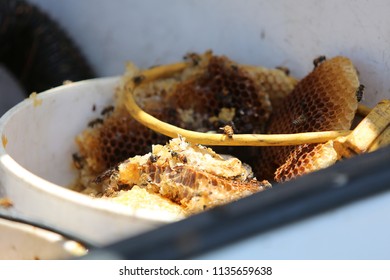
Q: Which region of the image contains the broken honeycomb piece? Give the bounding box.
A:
[104,137,271,215]
[274,142,339,182]
[258,56,360,182]
[106,186,187,220]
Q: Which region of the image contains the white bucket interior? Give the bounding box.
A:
[28,0,390,107]
[1,77,117,186]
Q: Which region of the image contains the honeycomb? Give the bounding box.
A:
[274,142,339,182]
[75,62,179,175]
[106,137,271,214]
[76,107,168,174]
[245,65,297,110]
[75,51,296,183]
[166,54,273,134]
[73,52,365,215]
[258,56,360,182]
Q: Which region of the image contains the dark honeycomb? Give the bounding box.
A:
[166,55,272,134]
[76,107,168,174]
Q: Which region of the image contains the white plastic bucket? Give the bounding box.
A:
[0,217,87,260]
[0,77,182,246]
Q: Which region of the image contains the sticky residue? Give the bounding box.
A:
[1,134,7,148]
[29,92,43,107]
[0,197,13,208]
[62,80,73,85]
[63,241,88,256]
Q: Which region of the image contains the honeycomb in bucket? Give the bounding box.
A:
[258,56,360,182]
[167,52,272,133]
[101,137,271,215]
[75,107,169,174]
[74,51,296,184]
[72,51,374,214]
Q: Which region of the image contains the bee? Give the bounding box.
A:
[230,64,239,71]
[72,153,84,169]
[88,118,103,127]
[0,197,13,208]
[183,52,201,66]
[276,66,290,76]
[178,154,188,163]
[356,84,365,102]
[313,55,326,68]
[148,154,159,163]
[93,166,118,184]
[101,105,114,116]
[170,150,187,163]
[92,104,96,112]
[132,75,145,85]
[292,114,307,126]
[220,125,234,138]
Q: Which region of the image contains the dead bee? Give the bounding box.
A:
[356,84,365,102]
[178,154,188,163]
[276,66,290,76]
[93,166,118,184]
[148,154,159,163]
[231,64,239,71]
[292,114,307,126]
[101,105,114,116]
[88,118,103,127]
[183,52,201,66]
[132,75,145,85]
[313,55,326,68]
[170,150,179,158]
[220,125,234,138]
[72,153,84,169]
[0,197,13,208]
[170,150,187,163]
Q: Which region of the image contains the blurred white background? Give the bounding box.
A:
[2,0,390,115]
[15,1,390,100]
